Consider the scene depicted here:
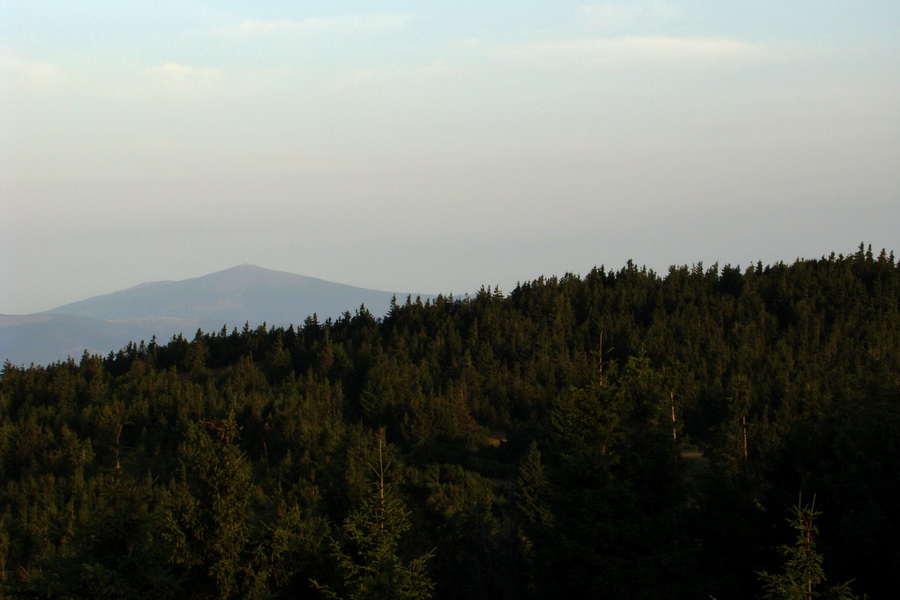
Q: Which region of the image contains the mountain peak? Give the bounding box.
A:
[194,264,315,291]
[224,263,265,272]
[206,263,307,279]
[6,267,433,365]
[42,265,428,323]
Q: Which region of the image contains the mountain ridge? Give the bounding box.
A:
[3,265,433,366]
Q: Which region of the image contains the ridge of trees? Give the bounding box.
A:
[1,246,897,598]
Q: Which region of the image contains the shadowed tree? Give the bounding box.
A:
[161,417,279,600]
[757,498,863,600]
[313,432,434,600]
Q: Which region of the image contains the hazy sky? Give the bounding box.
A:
[2,1,899,314]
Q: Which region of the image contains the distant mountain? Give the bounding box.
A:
[1,265,431,366]
[0,314,204,367]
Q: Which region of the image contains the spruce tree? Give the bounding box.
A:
[313,432,434,600]
[757,498,863,600]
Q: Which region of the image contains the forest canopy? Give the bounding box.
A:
[1,246,898,599]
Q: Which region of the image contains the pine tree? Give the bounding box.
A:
[757,498,863,600]
[161,418,269,599]
[514,441,554,597]
[313,432,434,600]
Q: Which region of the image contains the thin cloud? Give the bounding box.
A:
[141,62,222,94]
[579,1,680,26]
[495,36,775,68]
[0,55,68,92]
[449,38,483,51]
[219,13,414,39]
[333,61,451,90]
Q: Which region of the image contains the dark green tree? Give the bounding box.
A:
[161,418,274,600]
[314,433,434,600]
[757,499,863,600]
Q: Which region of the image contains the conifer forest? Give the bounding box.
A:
[1,246,898,599]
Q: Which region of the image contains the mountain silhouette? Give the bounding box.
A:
[2,265,431,366]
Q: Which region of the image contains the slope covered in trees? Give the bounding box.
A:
[1,247,898,598]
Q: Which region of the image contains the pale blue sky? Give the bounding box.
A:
[2,1,899,313]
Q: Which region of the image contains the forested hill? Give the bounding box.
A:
[2,247,898,599]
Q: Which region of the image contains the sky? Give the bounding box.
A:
[2,1,899,314]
